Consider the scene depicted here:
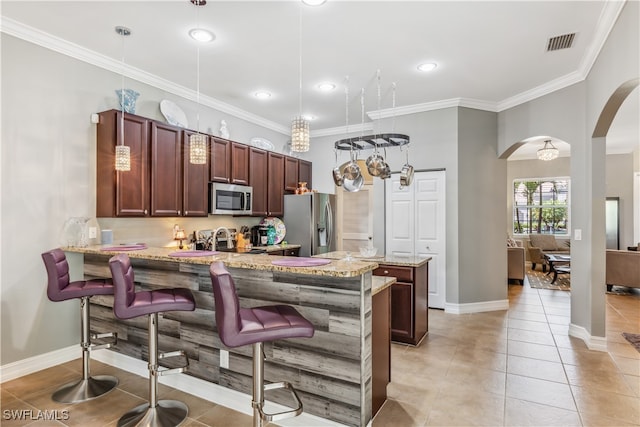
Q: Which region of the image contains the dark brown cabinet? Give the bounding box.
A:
[230,142,250,185]
[267,247,300,256]
[267,152,285,217]
[150,122,182,216]
[210,137,230,183]
[372,285,390,416]
[97,110,150,217]
[249,148,268,216]
[284,157,299,192]
[298,159,312,190]
[182,130,210,217]
[373,262,428,345]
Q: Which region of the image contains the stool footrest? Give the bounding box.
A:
[255,381,303,422]
[89,331,117,351]
[158,350,189,376]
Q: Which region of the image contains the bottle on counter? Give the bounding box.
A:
[267,225,276,245]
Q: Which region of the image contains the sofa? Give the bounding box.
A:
[527,234,570,272]
[606,248,640,291]
[508,246,525,285]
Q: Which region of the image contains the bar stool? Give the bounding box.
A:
[41,248,118,403]
[209,261,314,427]
[108,254,195,427]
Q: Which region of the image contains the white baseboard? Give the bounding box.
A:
[0,345,78,383]
[568,323,608,352]
[1,347,345,427]
[445,299,509,314]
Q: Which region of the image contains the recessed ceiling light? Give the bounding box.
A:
[302,0,327,5]
[417,62,438,72]
[316,82,336,92]
[254,91,272,99]
[189,28,215,43]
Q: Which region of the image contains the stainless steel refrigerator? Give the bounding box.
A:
[284,193,336,257]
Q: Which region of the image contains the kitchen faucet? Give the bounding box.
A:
[214,227,234,249]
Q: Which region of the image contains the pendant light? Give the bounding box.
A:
[291,4,310,153]
[537,139,559,161]
[114,26,131,172]
[189,0,207,164]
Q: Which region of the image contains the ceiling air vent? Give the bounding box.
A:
[547,33,576,51]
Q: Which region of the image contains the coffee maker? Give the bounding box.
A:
[250,226,269,246]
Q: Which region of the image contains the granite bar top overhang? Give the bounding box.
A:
[64,245,377,278]
[318,251,431,267]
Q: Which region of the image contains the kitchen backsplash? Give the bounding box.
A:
[96,216,263,248]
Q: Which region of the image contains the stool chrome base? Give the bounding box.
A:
[117,400,188,427]
[52,375,118,404]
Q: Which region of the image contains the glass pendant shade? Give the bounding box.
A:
[291,116,310,152]
[115,145,131,171]
[189,133,207,164]
[537,140,559,161]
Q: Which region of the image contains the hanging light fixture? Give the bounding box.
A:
[115,26,131,171]
[537,139,559,161]
[291,4,310,153]
[189,0,208,164]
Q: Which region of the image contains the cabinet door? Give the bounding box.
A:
[150,122,182,216]
[210,138,231,183]
[113,112,149,217]
[284,156,299,192]
[298,159,312,190]
[231,142,250,185]
[183,130,209,217]
[267,250,284,256]
[390,282,414,341]
[249,148,268,216]
[267,152,285,217]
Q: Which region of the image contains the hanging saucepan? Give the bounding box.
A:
[399,146,414,186]
[332,150,344,186]
[366,152,385,177]
[343,173,364,192]
[378,148,391,179]
[341,150,361,181]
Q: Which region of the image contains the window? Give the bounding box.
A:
[513,178,570,235]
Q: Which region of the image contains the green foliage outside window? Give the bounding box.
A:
[513,178,569,235]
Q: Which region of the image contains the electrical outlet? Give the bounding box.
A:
[220,349,229,369]
[574,229,582,241]
[89,227,97,239]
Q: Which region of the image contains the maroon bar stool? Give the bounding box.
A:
[41,248,118,403]
[209,261,314,427]
[109,254,195,427]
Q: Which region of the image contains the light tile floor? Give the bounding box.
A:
[1,279,638,426]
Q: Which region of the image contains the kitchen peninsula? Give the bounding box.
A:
[63,245,387,427]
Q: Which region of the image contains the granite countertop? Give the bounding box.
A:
[372,276,396,296]
[318,251,431,267]
[64,245,376,278]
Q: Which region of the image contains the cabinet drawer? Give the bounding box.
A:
[373,265,413,282]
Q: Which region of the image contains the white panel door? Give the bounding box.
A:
[385,176,414,257]
[414,171,446,309]
[385,171,446,308]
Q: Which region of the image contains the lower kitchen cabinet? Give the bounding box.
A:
[267,247,300,256]
[373,262,428,345]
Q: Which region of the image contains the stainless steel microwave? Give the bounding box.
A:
[210,183,253,215]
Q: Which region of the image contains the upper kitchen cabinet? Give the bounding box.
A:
[210,137,230,183]
[210,138,250,185]
[150,122,182,216]
[249,147,268,216]
[267,152,285,217]
[284,156,299,192]
[298,159,312,190]
[96,110,150,217]
[182,130,210,217]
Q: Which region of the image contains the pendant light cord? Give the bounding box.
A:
[298,4,303,117]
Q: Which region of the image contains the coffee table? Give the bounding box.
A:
[545,254,571,284]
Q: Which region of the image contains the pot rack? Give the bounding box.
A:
[334,133,410,151]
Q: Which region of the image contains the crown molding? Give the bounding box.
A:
[0,17,290,135]
[311,122,374,138]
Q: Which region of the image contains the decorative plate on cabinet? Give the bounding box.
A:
[160,100,188,128]
[251,137,275,151]
[260,217,286,244]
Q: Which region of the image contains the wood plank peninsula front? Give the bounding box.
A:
[64,246,379,427]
